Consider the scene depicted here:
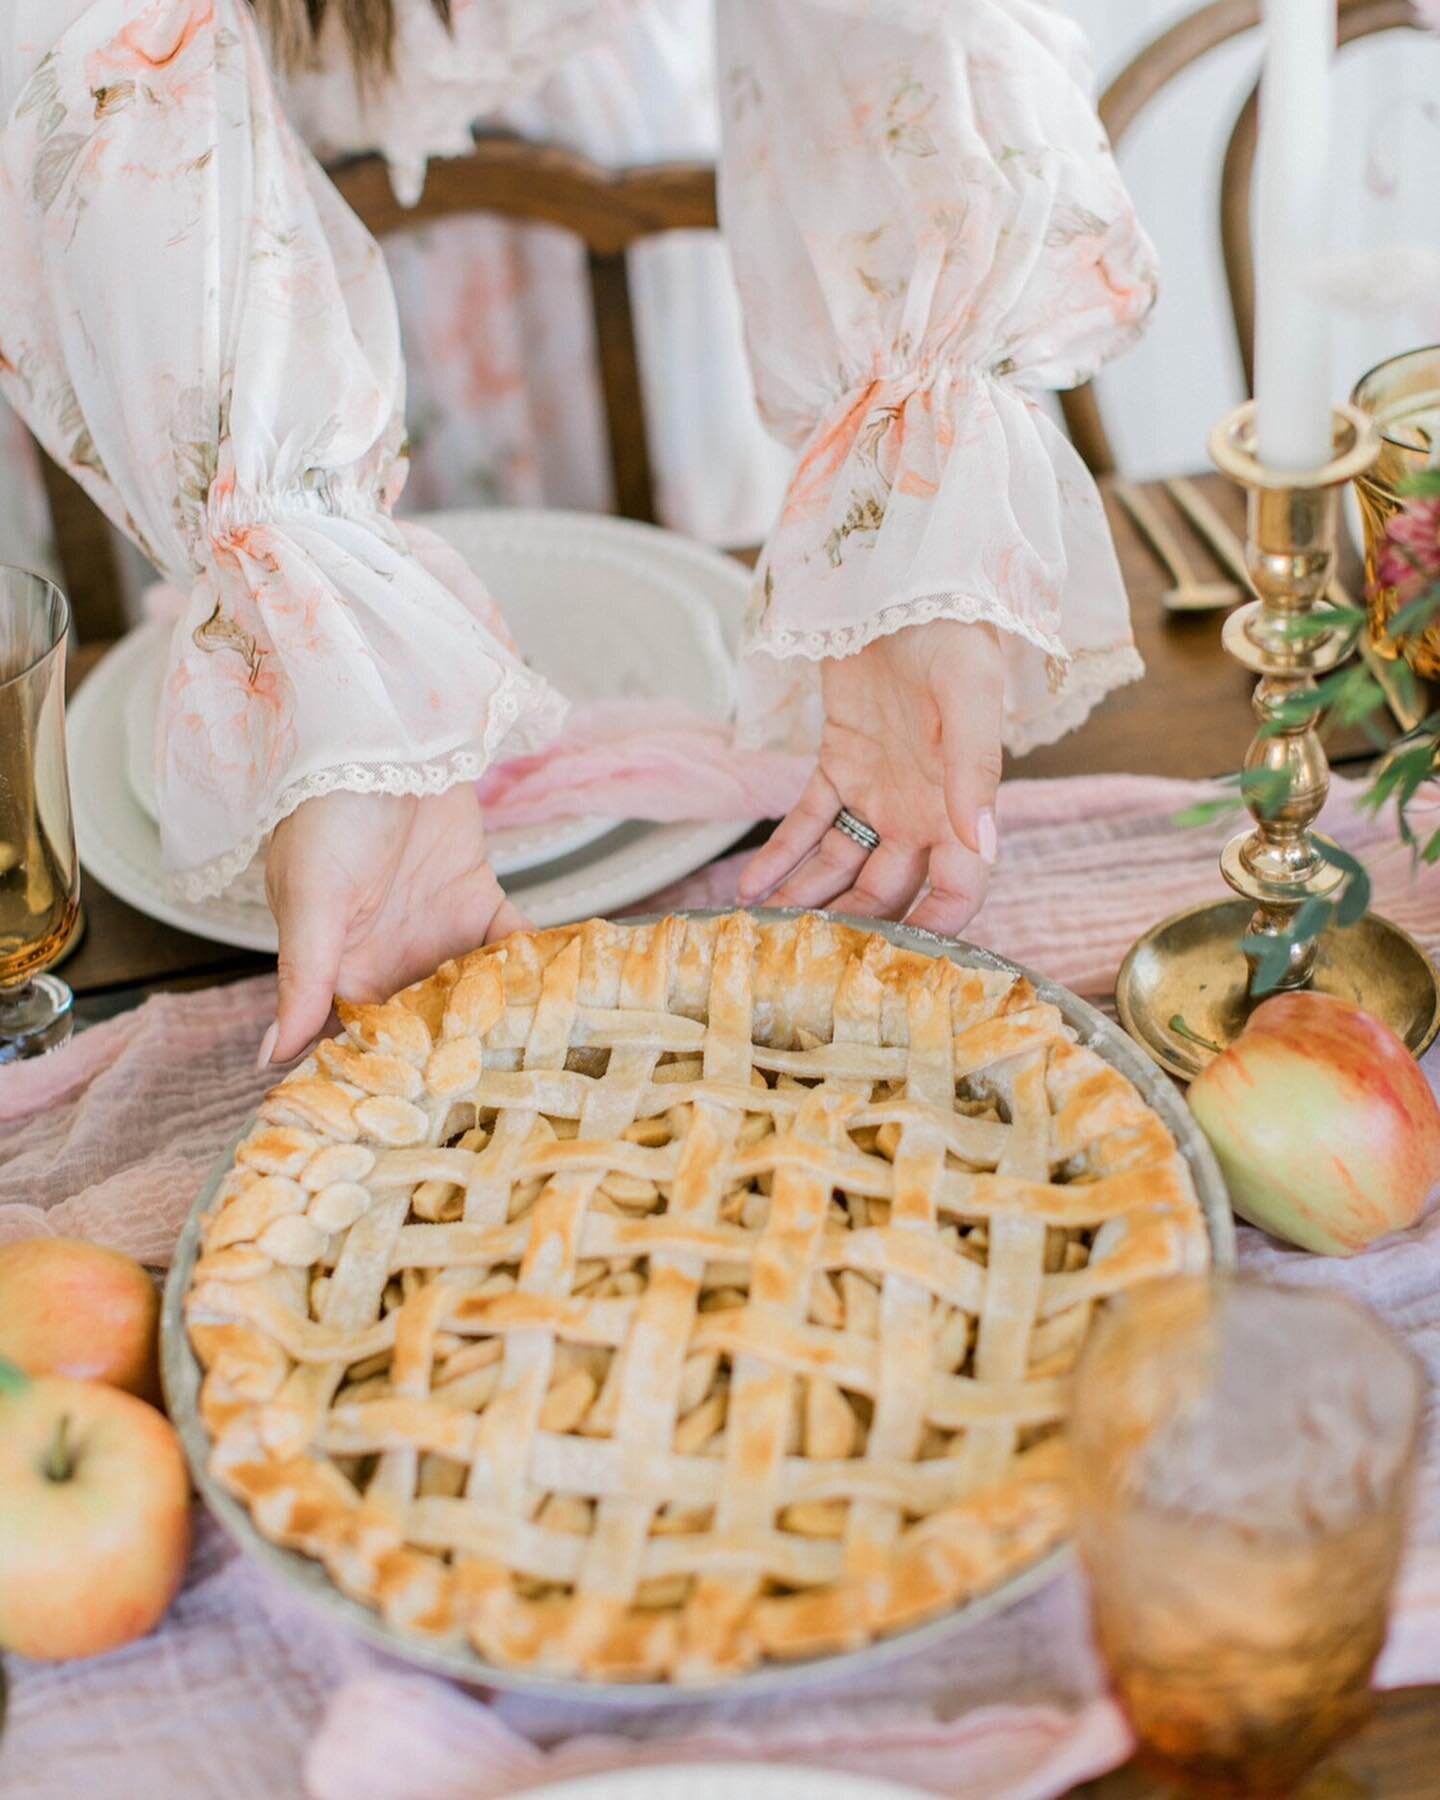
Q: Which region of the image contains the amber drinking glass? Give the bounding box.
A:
[1071,1279,1424,1798]
[1351,344,1440,679]
[0,567,79,1062]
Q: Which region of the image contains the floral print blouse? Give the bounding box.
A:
[0,0,1156,901]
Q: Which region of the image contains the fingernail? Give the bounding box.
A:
[256,1022,279,1071]
[976,809,998,865]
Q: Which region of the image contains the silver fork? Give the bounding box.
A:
[1113,480,1240,613]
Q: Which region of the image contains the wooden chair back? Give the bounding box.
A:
[36,135,718,642]
[1060,0,1425,475]
[32,444,129,644]
[330,138,718,526]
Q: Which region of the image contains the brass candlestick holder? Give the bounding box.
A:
[1116,400,1440,1083]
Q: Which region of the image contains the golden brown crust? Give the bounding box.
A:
[185,912,1208,1683]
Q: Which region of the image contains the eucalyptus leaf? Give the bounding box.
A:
[1263,666,1364,733]
[1358,714,1394,754]
[1173,798,1241,829]
[1387,589,1440,640]
[1313,841,1373,928]
[1290,895,1333,942]
[1363,742,1435,814]
[1283,606,1366,638]
[1315,840,1366,879]
[1388,657,1426,724]
[1332,870,1372,927]
[1239,767,1294,818]
[1241,931,1296,996]
[1291,606,1367,638]
[1332,672,1386,727]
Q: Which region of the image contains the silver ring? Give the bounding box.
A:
[833,806,881,853]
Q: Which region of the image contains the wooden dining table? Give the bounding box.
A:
[59,470,1378,1022]
[48,471,1440,1796]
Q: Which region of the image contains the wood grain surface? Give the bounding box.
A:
[1077,1685,1440,1798]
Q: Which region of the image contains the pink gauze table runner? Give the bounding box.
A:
[4,772,1440,1800]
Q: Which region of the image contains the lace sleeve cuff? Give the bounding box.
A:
[160,512,566,901]
[741,365,1142,756]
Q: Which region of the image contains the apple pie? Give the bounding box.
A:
[184,911,1210,1682]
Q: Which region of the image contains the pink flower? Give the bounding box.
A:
[1374,494,1440,606]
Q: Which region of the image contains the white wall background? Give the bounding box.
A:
[1074,0,1440,476]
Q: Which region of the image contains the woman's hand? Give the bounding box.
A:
[738,618,1004,935]
[260,785,526,1066]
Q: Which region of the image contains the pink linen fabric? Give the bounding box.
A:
[5,771,1440,1799]
[474,700,811,827]
[0,0,1155,903]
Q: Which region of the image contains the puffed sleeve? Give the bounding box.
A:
[717,0,1156,754]
[0,0,565,901]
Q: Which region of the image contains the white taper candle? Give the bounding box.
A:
[1254,0,1334,471]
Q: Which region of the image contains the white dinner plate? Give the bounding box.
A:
[117,507,740,877]
[513,1766,931,1800]
[70,509,756,948]
[118,618,615,882]
[112,619,616,889]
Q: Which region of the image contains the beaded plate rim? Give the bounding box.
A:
[160,908,1234,1705]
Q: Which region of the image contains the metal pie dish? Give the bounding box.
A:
[161,908,1234,1705]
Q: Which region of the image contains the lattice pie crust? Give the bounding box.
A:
[185,913,1209,1682]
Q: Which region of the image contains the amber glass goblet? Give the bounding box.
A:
[0,567,79,1062]
[1070,1278,1424,1798]
[1351,344,1440,682]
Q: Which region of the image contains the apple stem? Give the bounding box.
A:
[1169,1014,1225,1057]
[45,1413,73,1483]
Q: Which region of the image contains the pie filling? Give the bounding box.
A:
[185,912,1209,1682]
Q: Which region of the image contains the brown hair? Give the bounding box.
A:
[252,0,451,75]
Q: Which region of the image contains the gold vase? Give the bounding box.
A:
[1351,344,1440,683]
